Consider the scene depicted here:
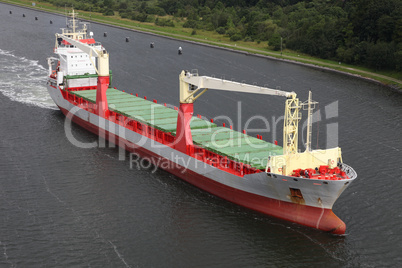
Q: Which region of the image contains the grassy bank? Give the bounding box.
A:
[2,0,401,90]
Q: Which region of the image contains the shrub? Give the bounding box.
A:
[103,9,114,16]
[131,12,148,22]
[268,33,281,51]
[216,27,226,35]
[155,18,175,27]
[183,20,197,28]
[230,34,242,41]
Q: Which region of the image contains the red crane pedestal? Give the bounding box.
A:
[96,76,109,118]
[175,103,194,154]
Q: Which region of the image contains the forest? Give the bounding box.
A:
[42,0,401,71]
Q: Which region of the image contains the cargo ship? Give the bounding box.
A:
[47,11,357,234]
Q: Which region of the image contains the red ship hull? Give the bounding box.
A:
[60,105,346,234]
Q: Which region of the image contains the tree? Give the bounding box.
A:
[103,9,114,16]
[366,41,396,70]
[268,33,281,51]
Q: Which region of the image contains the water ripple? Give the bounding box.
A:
[0,48,57,110]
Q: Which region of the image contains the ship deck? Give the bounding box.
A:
[70,88,283,169]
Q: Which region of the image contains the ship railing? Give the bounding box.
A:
[340,163,357,180]
[88,42,102,47]
[57,42,101,49]
[190,69,199,76]
[57,44,75,48]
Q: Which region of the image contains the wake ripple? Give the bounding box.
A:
[0,48,57,110]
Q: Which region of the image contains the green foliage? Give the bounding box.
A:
[216,27,226,35]
[183,20,198,28]
[226,28,238,38]
[145,6,166,16]
[366,41,396,70]
[230,33,242,41]
[155,18,175,27]
[131,11,148,22]
[47,0,401,71]
[103,9,114,16]
[394,49,402,71]
[268,33,281,51]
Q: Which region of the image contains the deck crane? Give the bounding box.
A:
[177,70,298,153]
[177,70,342,175]
[55,20,110,118]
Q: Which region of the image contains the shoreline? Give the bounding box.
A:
[2,0,401,92]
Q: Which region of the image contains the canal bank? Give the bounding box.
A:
[2,0,401,91]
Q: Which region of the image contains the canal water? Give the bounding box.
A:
[1,3,402,267]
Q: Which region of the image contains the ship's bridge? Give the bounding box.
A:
[55,47,97,76]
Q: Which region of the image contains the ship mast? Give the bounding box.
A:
[302,91,317,152]
[60,9,88,41]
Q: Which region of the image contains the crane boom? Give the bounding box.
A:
[180,71,295,103]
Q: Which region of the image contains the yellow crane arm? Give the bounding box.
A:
[179,70,295,104]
